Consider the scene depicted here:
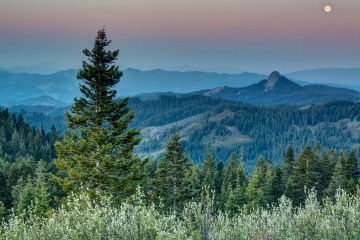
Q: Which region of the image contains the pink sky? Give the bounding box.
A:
[0,0,359,73]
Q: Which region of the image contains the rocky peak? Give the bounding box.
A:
[264,71,281,91]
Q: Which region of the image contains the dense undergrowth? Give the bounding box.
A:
[1,189,359,240]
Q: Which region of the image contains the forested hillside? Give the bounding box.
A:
[196,71,360,105]
[129,96,360,168]
[0,108,59,161]
[0,108,61,212]
[9,95,360,169]
[1,28,360,240]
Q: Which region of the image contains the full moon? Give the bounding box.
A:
[324,5,332,13]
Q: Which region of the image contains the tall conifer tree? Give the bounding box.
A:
[202,148,215,190]
[282,146,295,183]
[293,145,320,205]
[54,28,144,201]
[346,149,359,182]
[327,150,348,197]
[154,134,191,213]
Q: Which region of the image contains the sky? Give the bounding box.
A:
[0,0,359,74]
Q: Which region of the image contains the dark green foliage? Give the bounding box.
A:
[128,97,360,167]
[141,158,157,204]
[34,161,50,216]
[327,150,349,197]
[17,176,36,215]
[10,105,67,133]
[292,145,320,205]
[11,97,360,170]
[0,108,58,162]
[317,151,332,199]
[223,153,238,188]
[54,28,144,202]
[202,149,215,190]
[0,201,5,220]
[244,156,269,208]
[313,142,323,161]
[282,146,295,199]
[235,161,247,201]
[245,168,263,209]
[271,166,283,204]
[154,134,192,213]
[185,163,202,202]
[214,160,224,195]
[346,149,359,183]
[224,189,237,214]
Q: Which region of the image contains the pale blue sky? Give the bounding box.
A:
[0,0,359,73]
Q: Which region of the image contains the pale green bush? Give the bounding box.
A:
[0,189,359,239]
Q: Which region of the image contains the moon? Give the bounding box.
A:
[324,5,332,13]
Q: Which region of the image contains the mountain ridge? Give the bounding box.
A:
[1,68,360,106]
[198,71,360,105]
[0,68,266,104]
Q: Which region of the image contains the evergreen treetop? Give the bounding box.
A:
[54,28,144,202]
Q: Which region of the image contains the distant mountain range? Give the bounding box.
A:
[0,62,74,75]
[197,71,360,105]
[11,96,69,107]
[285,68,360,91]
[1,67,360,107]
[0,68,266,105]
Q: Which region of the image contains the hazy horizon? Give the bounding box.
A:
[1,0,360,75]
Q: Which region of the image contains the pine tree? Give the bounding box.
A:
[17,176,36,214]
[245,169,263,209]
[220,153,238,210]
[0,201,5,219]
[313,142,323,161]
[224,189,237,215]
[154,134,191,213]
[282,146,295,197]
[224,153,238,189]
[54,28,144,202]
[214,160,224,210]
[34,161,50,216]
[327,150,349,197]
[0,169,10,209]
[319,150,335,198]
[346,149,359,182]
[142,159,157,204]
[11,176,25,210]
[256,155,267,184]
[232,159,247,208]
[214,160,224,195]
[236,161,247,190]
[244,156,268,209]
[271,166,283,204]
[263,166,274,206]
[202,149,215,190]
[324,148,337,169]
[293,145,320,205]
[186,163,202,202]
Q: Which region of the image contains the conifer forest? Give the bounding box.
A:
[0,29,359,239]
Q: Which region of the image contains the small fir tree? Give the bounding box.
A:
[282,146,295,184]
[214,160,224,195]
[327,150,348,197]
[271,166,283,204]
[202,149,215,190]
[17,176,36,214]
[293,145,320,205]
[346,149,358,182]
[154,134,191,213]
[245,169,264,209]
